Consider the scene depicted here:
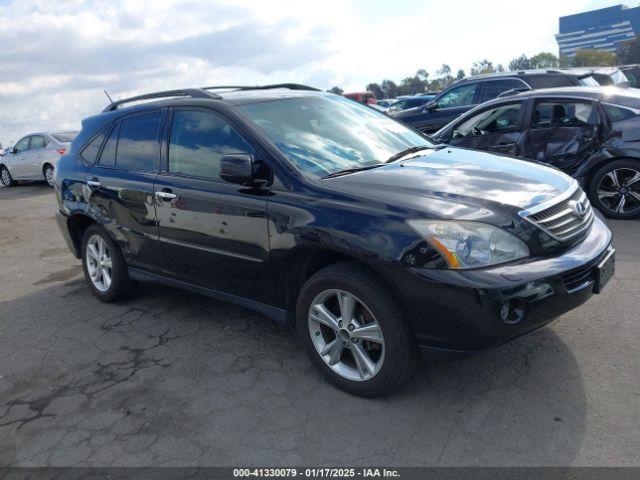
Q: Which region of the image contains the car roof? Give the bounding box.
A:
[462,69,589,82]
[490,86,640,108]
[99,85,324,115]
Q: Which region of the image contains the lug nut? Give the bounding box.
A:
[348,324,354,331]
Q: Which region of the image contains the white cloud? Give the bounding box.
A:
[0,0,606,145]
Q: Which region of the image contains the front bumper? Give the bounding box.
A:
[388,216,613,355]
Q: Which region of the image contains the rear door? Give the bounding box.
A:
[85,109,164,272]
[520,98,601,173]
[153,107,276,306]
[444,101,527,155]
[27,135,47,179]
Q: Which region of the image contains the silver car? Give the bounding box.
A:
[0,131,77,187]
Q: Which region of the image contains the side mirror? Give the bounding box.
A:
[12,147,18,154]
[423,100,437,112]
[220,153,255,186]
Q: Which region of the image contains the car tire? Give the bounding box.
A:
[43,164,55,187]
[588,159,640,219]
[1,166,15,187]
[296,261,416,397]
[81,225,136,302]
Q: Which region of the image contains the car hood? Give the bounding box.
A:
[321,147,574,221]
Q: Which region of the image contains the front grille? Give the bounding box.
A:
[522,186,594,243]
[562,262,596,292]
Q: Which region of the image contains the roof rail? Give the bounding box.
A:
[201,83,321,92]
[102,89,221,112]
[497,87,531,98]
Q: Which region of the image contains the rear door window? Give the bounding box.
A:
[30,136,47,149]
[531,101,598,129]
[478,79,528,102]
[115,111,162,171]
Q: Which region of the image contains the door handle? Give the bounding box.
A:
[155,190,177,200]
[87,179,101,188]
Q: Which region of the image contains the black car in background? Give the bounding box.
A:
[54,85,614,397]
[433,87,640,219]
[394,69,600,133]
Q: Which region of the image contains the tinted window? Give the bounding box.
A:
[453,103,523,139]
[479,79,528,102]
[436,83,479,108]
[14,137,29,153]
[80,130,107,164]
[603,103,638,122]
[115,111,161,171]
[98,123,119,167]
[30,136,47,149]
[52,132,77,143]
[527,75,576,89]
[532,101,597,129]
[169,110,254,180]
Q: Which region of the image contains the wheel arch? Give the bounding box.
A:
[66,213,97,258]
[282,247,408,327]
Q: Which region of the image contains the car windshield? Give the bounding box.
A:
[238,95,434,177]
[52,132,78,143]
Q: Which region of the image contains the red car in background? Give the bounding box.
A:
[344,91,377,105]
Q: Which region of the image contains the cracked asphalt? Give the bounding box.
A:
[0,182,639,467]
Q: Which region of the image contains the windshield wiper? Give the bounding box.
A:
[322,163,385,179]
[385,145,441,164]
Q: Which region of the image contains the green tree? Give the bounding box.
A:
[455,69,466,80]
[508,54,531,71]
[530,52,559,68]
[619,37,640,63]
[471,59,495,75]
[381,79,399,99]
[327,86,343,95]
[366,83,383,99]
[571,49,617,67]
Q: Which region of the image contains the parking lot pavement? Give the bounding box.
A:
[0,183,639,467]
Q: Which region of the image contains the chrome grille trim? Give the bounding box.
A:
[519,182,594,243]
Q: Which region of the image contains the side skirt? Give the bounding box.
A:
[128,267,288,324]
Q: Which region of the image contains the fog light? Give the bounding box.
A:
[500,298,527,325]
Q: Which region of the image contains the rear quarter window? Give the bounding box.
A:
[80,130,107,164]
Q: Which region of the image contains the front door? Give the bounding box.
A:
[9,136,31,178]
[521,99,601,173]
[447,101,526,156]
[154,107,277,306]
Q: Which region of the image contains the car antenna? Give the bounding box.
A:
[103,90,114,103]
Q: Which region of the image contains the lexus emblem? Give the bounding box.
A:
[569,200,587,218]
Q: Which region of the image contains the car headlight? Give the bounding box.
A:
[407,220,529,269]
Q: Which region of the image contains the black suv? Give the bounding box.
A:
[433,87,640,219]
[394,69,600,133]
[55,85,614,397]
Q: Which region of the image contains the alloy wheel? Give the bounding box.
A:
[1,168,10,185]
[86,234,113,292]
[308,289,385,381]
[597,168,640,215]
[44,166,54,186]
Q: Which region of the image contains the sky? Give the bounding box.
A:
[0,0,618,146]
